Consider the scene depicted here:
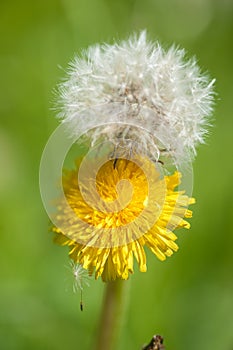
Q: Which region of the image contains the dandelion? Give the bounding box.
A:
[51,31,214,282]
[58,31,215,165]
[53,156,194,281]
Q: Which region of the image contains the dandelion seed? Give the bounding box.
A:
[68,260,90,310]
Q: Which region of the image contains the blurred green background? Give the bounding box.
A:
[1,0,233,349]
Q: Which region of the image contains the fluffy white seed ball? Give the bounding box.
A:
[57,31,215,164]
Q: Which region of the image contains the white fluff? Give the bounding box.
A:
[57,31,215,164]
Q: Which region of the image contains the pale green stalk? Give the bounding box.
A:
[94,279,130,350]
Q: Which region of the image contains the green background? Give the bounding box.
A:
[1,0,233,349]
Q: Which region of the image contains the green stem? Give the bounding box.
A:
[95,279,130,350]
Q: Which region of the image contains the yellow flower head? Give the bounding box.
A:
[52,155,194,282]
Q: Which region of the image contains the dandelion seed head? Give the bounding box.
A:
[58,31,215,164]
